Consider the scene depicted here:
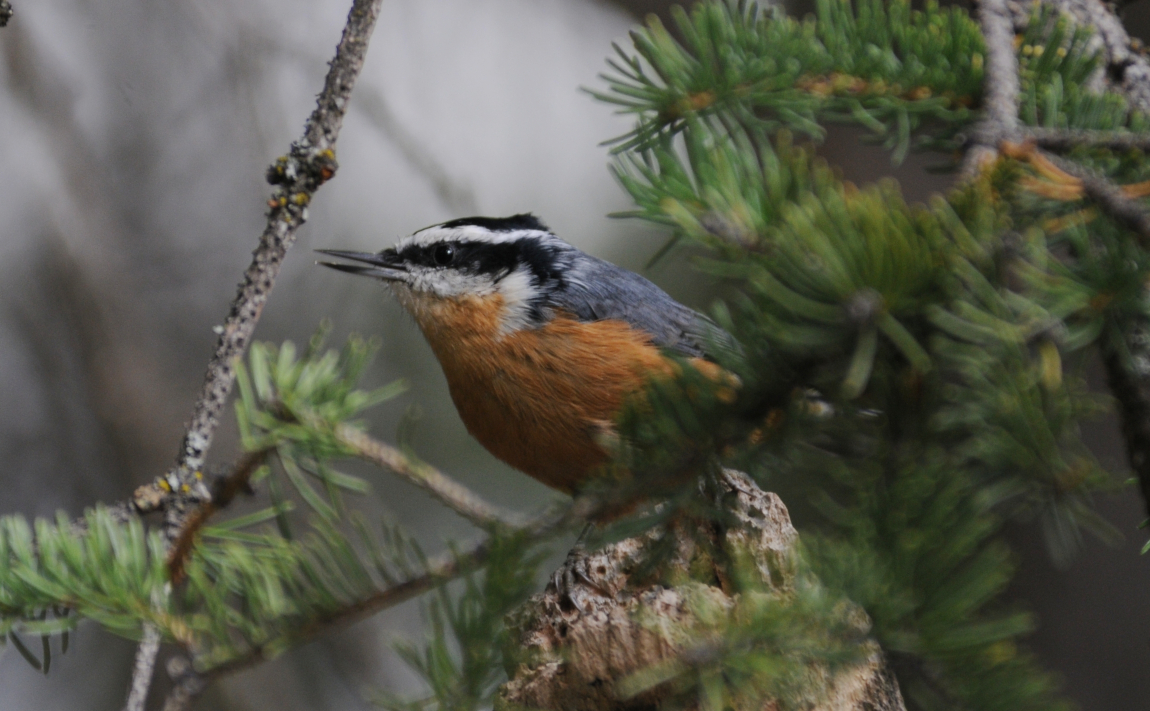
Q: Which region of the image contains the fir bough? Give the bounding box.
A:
[594,0,1150,709]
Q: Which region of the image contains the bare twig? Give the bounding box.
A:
[1100,321,1150,522]
[123,623,162,711]
[1026,127,1150,153]
[335,424,526,528]
[170,0,385,503]
[962,0,1022,176]
[120,0,386,706]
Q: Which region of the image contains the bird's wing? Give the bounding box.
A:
[549,256,732,359]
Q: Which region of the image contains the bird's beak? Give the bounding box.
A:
[316,248,410,283]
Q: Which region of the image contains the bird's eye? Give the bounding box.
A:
[433,244,455,266]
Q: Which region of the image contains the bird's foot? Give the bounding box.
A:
[546,543,616,614]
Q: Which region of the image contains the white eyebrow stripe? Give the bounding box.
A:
[398,226,557,250]
[395,225,575,253]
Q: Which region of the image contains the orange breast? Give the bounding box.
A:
[410,293,672,493]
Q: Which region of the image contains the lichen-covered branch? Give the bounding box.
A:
[165,449,270,583]
[123,623,161,711]
[1026,127,1150,153]
[962,0,1022,175]
[119,0,385,706]
[171,0,385,507]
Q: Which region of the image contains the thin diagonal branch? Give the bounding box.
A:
[121,0,386,707]
[1053,156,1150,241]
[158,543,489,711]
[962,0,1022,176]
[1026,127,1150,153]
[977,0,1019,136]
[335,424,527,529]
[123,623,161,711]
[171,0,385,501]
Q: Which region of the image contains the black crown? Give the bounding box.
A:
[438,213,550,233]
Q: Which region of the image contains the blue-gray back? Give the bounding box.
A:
[549,253,727,359]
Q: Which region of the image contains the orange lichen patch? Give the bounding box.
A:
[1055,460,1091,493]
[1004,140,1150,203]
[906,85,932,100]
[1042,207,1097,234]
[794,73,963,105]
[1122,179,1150,198]
[796,72,867,97]
[1020,175,1084,200]
[682,90,717,112]
[1090,290,1116,312]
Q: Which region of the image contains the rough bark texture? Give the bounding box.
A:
[497,471,905,711]
[171,0,383,494]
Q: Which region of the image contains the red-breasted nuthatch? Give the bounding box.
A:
[319,214,729,495]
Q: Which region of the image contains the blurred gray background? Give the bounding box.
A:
[0,0,1147,709]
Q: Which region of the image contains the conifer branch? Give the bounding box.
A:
[1026,127,1150,152]
[166,449,271,583]
[123,623,161,711]
[1051,155,1150,241]
[334,424,527,529]
[1016,0,1150,525]
[1033,0,1150,114]
[158,504,576,711]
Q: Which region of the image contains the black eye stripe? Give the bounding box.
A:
[399,239,553,277]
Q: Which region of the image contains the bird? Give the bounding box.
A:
[318,214,732,496]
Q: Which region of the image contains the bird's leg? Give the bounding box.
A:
[547,522,612,613]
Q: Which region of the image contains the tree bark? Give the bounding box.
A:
[498,471,905,711]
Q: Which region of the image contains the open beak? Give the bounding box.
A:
[316,248,410,283]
